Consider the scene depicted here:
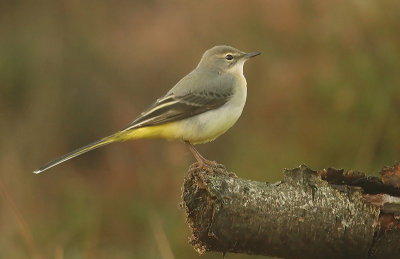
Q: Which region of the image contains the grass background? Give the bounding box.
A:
[1,0,399,258]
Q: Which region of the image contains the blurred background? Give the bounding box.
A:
[1,0,399,258]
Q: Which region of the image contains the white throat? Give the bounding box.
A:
[227,60,245,76]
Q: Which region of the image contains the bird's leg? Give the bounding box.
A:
[185,141,216,169]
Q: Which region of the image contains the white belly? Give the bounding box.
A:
[170,85,247,144]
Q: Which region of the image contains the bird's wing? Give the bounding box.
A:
[122,89,233,131]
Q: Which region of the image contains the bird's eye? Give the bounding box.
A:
[225,54,233,60]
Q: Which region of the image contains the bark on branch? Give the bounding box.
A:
[181,162,400,258]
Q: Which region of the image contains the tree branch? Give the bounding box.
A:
[181,163,400,258]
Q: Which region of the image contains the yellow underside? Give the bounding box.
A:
[109,120,227,144]
[112,123,179,142]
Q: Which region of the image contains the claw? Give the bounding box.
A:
[185,141,217,172]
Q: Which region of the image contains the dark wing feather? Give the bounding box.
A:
[122,90,233,131]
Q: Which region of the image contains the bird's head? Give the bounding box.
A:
[198,45,261,74]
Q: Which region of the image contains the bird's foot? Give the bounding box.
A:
[195,158,219,172]
[186,141,221,173]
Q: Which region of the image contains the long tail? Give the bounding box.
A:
[33,133,120,174]
[33,123,171,174]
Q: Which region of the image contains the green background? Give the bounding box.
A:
[1,1,399,258]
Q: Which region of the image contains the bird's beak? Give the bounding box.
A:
[243,51,261,59]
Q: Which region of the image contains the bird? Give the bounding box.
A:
[33,45,260,174]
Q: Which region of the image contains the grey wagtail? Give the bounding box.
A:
[33,45,260,174]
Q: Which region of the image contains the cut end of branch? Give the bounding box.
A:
[181,163,235,254]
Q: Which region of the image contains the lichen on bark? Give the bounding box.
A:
[181,163,400,258]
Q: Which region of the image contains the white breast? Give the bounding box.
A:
[170,78,247,144]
